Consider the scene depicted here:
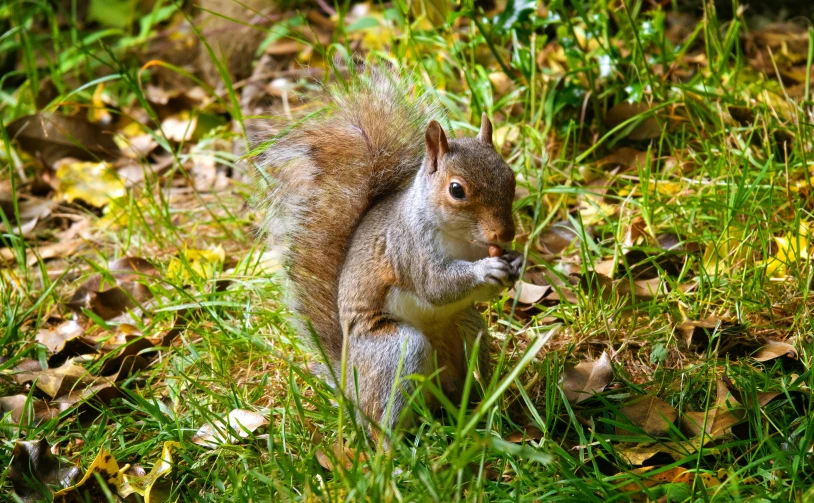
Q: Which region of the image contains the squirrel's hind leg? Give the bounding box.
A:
[434,308,492,406]
[346,323,432,438]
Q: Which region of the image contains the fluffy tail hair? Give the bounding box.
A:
[258,66,442,364]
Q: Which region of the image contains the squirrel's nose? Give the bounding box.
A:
[487,223,515,244]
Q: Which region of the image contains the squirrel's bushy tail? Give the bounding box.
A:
[258,67,441,363]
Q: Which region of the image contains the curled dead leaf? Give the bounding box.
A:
[753,339,797,361]
[315,443,369,471]
[562,351,613,404]
[537,220,594,255]
[0,395,59,425]
[606,103,661,141]
[53,446,125,498]
[9,438,81,500]
[13,359,92,398]
[509,281,551,305]
[54,160,126,208]
[616,395,678,437]
[6,112,120,168]
[679,380,743,439]
[506,424,544,443]
[619,466,721,492]
[192,409,268,448]
[120,441,181,501]
[66,257,157,320]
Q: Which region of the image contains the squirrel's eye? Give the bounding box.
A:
[449,182,466,200]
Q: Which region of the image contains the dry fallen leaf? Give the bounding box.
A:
[562,351,613,404]
[0,238,84,266]
[616,395,678,437]
[623,216,648,249]
[9,439,81,500]
[13,359,93,398]
[53,446,126,498]
[120,441,181,502]
[680,379,743,439]
[615,439,719,466]
[506,424,544,443]
[753,339,798,362]
[315,442,369,471]
[537,220,593,255]
[55,160,127,208]
[35,320,86,354]
[192,409,268,448]
[509,281,551,305]
[619,465,721,492]
[6,112,120,168]
[605,103,661,141]
[66,257,158,320]
[0,394,59,425]
[676,315,745,352]
[596,147,649,171]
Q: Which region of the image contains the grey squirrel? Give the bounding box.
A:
[259,67,520,437]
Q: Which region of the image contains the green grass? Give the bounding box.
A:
[1,0,814,501]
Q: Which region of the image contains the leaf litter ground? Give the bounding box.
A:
[1,0,813,501]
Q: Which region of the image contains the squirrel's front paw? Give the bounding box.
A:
[500,251,523,283]
[476,256,516,288]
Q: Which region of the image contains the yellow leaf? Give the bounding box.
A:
[702,227,745,276]
[120,441,180,502]
[167,246,225,282]
[56,161,126,208]
[760,221,812,279]
[53,447,126,496]
[89,83,112,124]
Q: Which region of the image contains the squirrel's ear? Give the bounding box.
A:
[425,120,449,174]
[477,113,493,146]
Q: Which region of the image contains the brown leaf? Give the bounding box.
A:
[623,216,648,248]
[728,105,755,125]
[192,409,269,448]
[537,220,593,255]
[619,466,721,492]
[506,424,544,443]
[680,380,743,439]
[562,351,613,404]
[605,103,661,141]
[6,113,120,168]
[0,238,84,266]
[596,147,649,171]
[100,353,150,381]
[676,315,745,352]
[0,395,59,425]
[0,195,55,238]
[753,339,798,361]
[14,359,92,398]
[616,396,678,437]
[315,442,369,471]
[8,439,81,501]
[35,320,85,353]
[66,257,157,319]
[51,381,123,421]
[615,439,718,466]
[509,281,551,305]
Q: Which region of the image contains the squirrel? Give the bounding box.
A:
[259,67,521,436]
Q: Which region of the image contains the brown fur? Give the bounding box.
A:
[260,67,519,435]
[259,69,439,363]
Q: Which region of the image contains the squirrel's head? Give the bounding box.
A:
[422,114,516,248]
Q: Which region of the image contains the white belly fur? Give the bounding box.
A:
[384,287,472,333]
